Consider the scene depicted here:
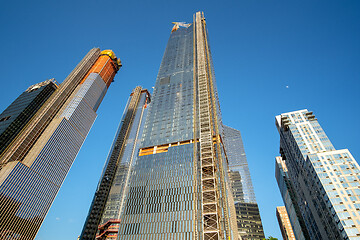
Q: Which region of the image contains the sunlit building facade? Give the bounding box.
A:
[276,109,360,240]
[276,206,296,240]
[0,48,121,240]
[223,126,265,240]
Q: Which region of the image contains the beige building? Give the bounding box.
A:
[276,206,296,240]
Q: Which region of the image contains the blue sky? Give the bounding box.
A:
[0,0,359,239]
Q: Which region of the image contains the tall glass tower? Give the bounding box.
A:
[80,86,150,240]
[0,79,58,155]
[81,12,264,240]
[275,109,360,240]
[223,126,265,239]
[0,48,121,240]
[116,11,239,240]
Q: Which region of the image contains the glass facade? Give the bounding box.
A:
[0,49,121,240]
[0,80,58,156]
[80,87,150,240]
[114,11,239,240]
[81,11,261,240]
[276,109,360,240]
[141,22,194,147]
[223,126,256,203]
[100,89,149,225]
[118,143,194,239]
[275,156,308,240]
[0,48,101,166]
[115,23,198,240]
[223,125,265,240]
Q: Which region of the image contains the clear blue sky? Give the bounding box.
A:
[0,0,359,239]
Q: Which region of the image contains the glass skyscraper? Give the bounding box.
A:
[0,79,58,155]
[80,86,150,240]
[223,126,265,240]
[0,48,121,240]
[275,109,360,240]
[81,11,263,240]
[117,11,238,240]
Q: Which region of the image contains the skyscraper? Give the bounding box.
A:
[0,79,58,155]
[223,126,265,239]
[275,109,360,240]
[81,11,263,240]
[80,86,150,240]
[276,206,296,240]
[0,48,121,240]
[117,11,239,240]
[275,156,308,240]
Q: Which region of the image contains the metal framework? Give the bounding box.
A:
[193,13,199,239]
[202,17,234,238]
[195,12,222,240]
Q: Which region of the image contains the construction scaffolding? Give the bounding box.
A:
[195,11,230,240]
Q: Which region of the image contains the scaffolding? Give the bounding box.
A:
[195,11,227,240]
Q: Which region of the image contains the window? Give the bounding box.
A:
[160,76,171,85]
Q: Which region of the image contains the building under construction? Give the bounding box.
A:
[81,11,264,240]
[80,86,150,240]
[0,48,121,240]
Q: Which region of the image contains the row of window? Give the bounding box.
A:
[121,220,193,235]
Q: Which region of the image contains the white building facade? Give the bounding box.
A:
[276,109,360,240]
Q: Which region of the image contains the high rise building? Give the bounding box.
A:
[0,48,121,240]
[81,11,263,240]
[116,11,239,240]
[275,156,308,240]
[80,86,150,240]
[223,126,265,240]
[0,79,58,155]
[275,109,360,240]
[276,206,295,240]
